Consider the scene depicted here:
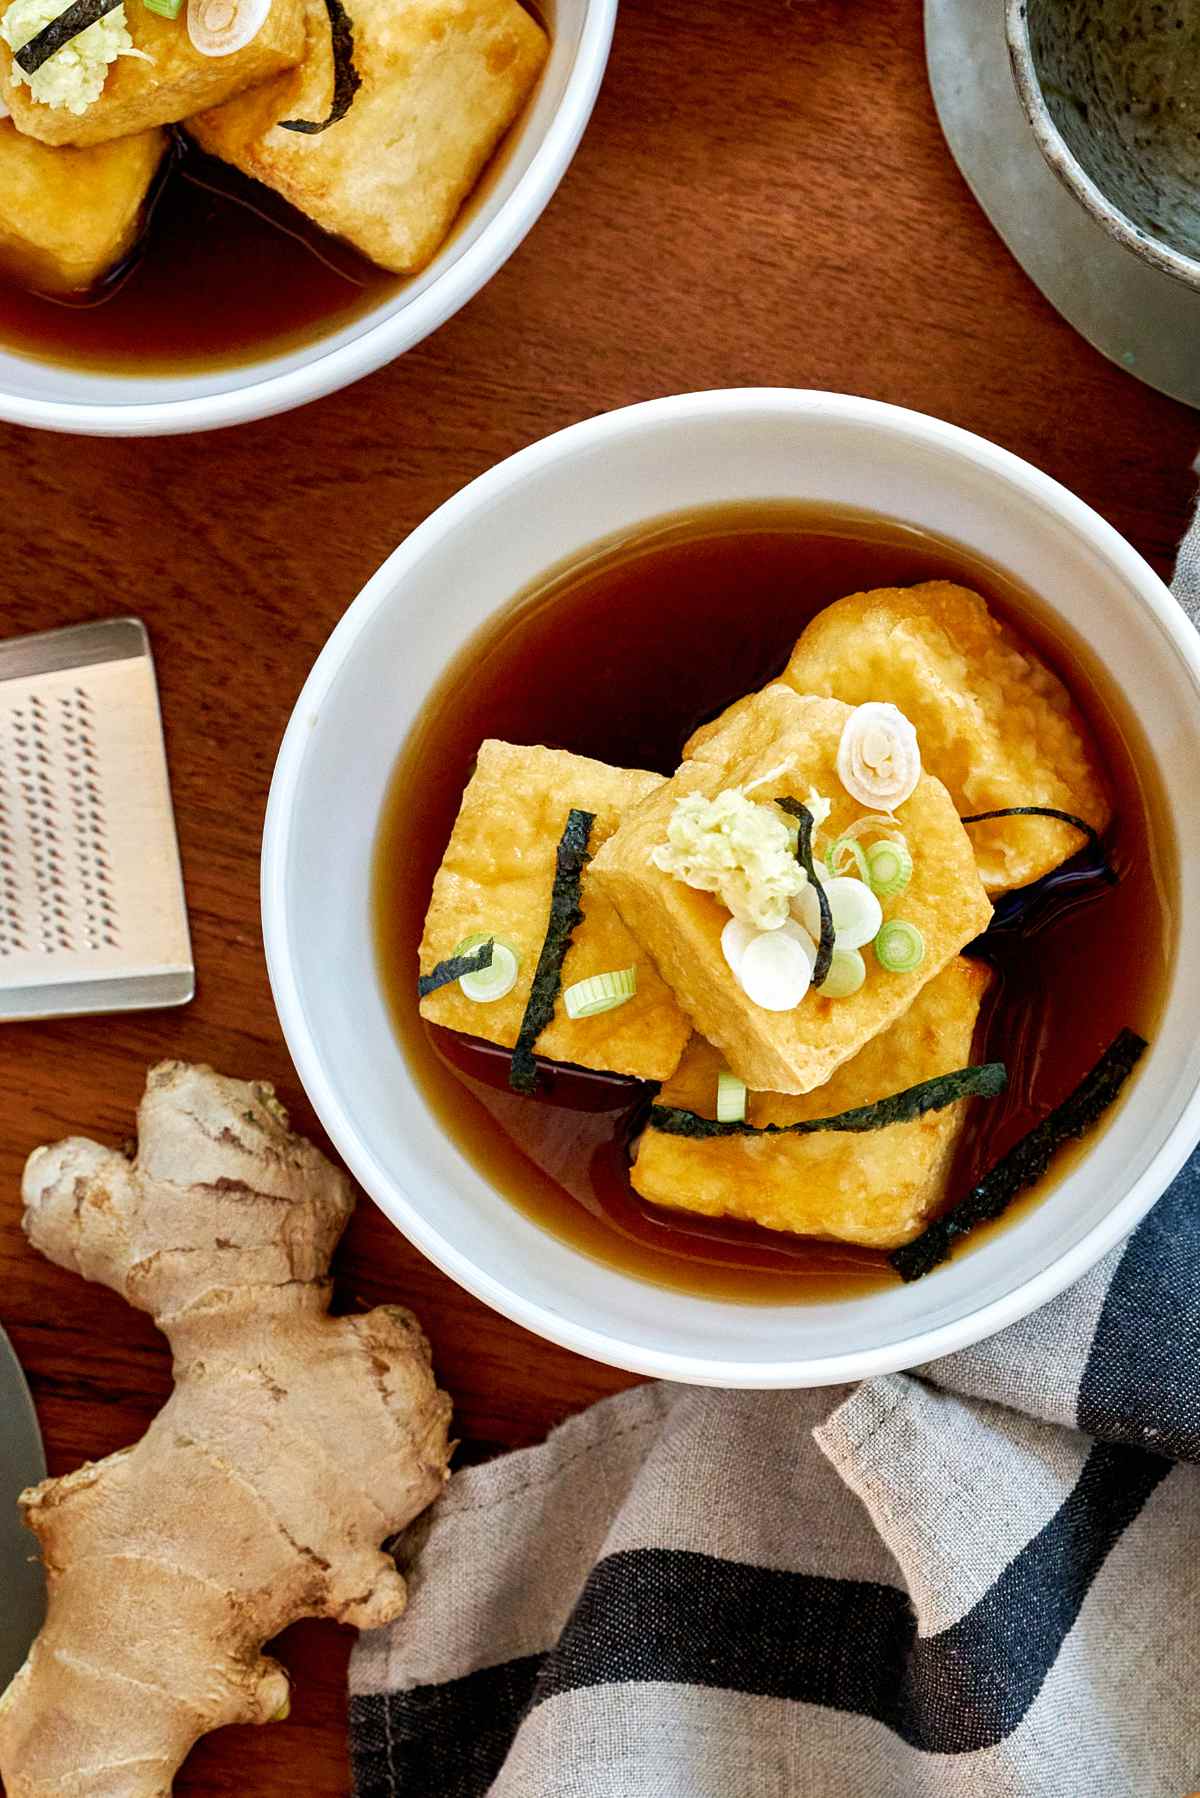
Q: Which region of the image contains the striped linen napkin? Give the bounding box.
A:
[348,520,1200,1798]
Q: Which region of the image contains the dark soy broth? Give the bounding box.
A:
[0,143,398,376]
[373,504,1173,1303]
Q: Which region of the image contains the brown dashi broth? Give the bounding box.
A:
[373,504,1172,1303]
[0,143,398,377]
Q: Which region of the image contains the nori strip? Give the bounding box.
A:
[417,939,493,999]
[509,808,595,1094]
[279,0,361,133]
[962,805,1113,878]
[890,1027,1148,1282]
[649,1060,1006,1140]
[774,797,833,986]
[15,0,122,73]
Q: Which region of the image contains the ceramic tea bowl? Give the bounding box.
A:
[1007,0,1200,290]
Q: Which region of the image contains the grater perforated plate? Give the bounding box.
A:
[0,617,193,1020]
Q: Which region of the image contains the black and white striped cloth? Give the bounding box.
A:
[349,523,1200,1798]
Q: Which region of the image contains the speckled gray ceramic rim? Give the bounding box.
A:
[1005,0,1200,293]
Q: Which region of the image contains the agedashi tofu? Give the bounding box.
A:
[1,0,306,147]
[786,583,1112,893]
[591,687,992,1096]
[188,0,549,275]
[685,681,807,770]
[418,741,692,1082]
[632,959,991,1249]
[687,583,1111,894]
[0,118,164,292]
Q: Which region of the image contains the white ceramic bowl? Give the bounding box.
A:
[263,389,1200,1388]
[0,0,615,437]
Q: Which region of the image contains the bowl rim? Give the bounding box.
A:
[0,0,617,438]
[1004,0,1200,294]
[262,387,1200,1387]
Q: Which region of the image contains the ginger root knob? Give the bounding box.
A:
[0,1061,452,1798]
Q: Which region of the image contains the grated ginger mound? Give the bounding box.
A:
[782,582,1112,894]
[650,786,806,930]
[1,0,133,114]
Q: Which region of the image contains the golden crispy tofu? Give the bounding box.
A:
[632,959,991,1249]
[0,119,164,292]
[1,0,305,147]
[188,0,548,275]
[686,682,804,769]
[591,688,992,1096]
[687,583,1110,894]
[419,741,692,1082]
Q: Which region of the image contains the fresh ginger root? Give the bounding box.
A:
[0,1060,453,1798]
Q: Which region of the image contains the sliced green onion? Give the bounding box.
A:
[866,837,913,898]
[825,836,871,881]
[142,0,184,15]
[739,930,812,1010]
[455,931,499,952]
[794,879,822,942]
[716,1069,748,1123]
[721,916,757,977]
[875,919,925,973]
[418,938,494,999]
[838,813,906,846]
[819,946,866,998]
[781,919,817,968]
[453,933,519,1003]
[824,875,884,951]
[563,966,638,1019]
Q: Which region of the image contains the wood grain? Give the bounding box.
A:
[0,0,1197,1791]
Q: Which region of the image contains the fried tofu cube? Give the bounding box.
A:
[419,741,692,1082]
[187,0,548,275]
[686,583,1110,895]
[0,119,164,292]
[685,682,802,769]
[591,688,993,1096]
[632,959,991,1249]
[1,0,306,147]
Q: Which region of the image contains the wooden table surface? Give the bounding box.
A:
[1,0,1197,1791]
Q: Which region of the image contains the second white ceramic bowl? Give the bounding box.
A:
[0,0,615,436]
[263,389,1200,1387]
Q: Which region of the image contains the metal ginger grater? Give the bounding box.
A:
[0,617,193,1020]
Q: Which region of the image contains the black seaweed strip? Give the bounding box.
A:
[962,806,1115,881]
[774,797,834,985]
[509,809,595,1094]
[417,939,493,999]
[890,1028,1148,1282]
[15,0,122,73]
[279,0,361,133]
[650,1061,1006,1141]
